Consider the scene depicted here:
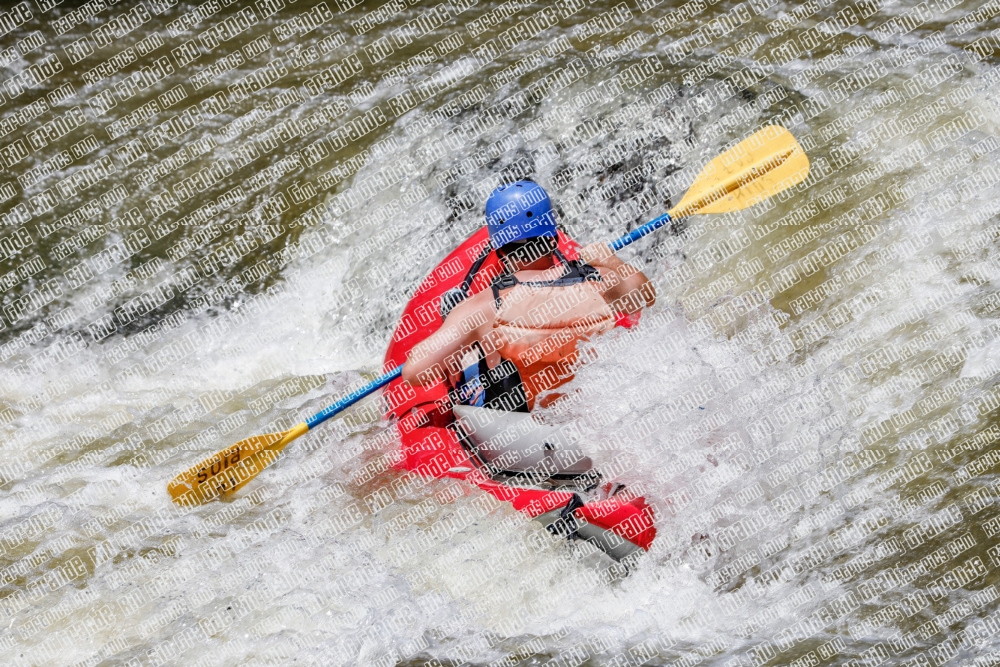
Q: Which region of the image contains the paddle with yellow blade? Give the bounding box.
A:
[610,124,810,250]
[167,370,403,506]
[168,124,809,507]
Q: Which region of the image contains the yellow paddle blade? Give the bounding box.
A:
[217,449,283,498]
[167,432,285,506]
[670,125,810,218]
[168,423,309,506]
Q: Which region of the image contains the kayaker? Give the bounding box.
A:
[402,180,655,412]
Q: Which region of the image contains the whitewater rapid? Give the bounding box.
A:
[1,0,1000,665]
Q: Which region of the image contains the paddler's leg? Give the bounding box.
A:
[481,357,529,413]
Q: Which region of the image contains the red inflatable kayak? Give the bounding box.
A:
[382,227,656,561]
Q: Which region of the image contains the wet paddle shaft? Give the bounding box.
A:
[168,125,810,506]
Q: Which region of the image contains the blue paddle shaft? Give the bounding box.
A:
[306,365,403,429]
[609,213,672,251]
[306,212,671,430]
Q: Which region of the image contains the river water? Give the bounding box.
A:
[1,0,1000,665]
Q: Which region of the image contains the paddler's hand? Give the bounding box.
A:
[581,242,655,314]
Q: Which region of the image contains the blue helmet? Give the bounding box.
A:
[485,181,556,248]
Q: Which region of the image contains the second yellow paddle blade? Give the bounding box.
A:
[672,125,810,217]
[168,432,286,506]
[215,449,283,498]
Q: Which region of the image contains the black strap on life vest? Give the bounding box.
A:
[490,249,602,310]
[458,243,493,296]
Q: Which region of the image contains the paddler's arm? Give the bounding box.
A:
[579,242,656,314]
[401,292,494,387]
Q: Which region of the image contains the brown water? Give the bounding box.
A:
[1,0,1000,665]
